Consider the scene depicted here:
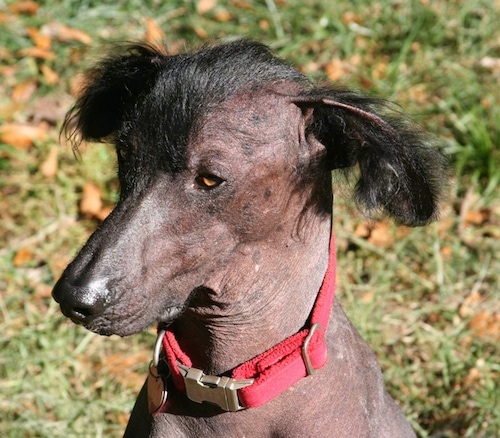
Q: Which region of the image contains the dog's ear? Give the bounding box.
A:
[293,89,449,226]
[63,45,166,145]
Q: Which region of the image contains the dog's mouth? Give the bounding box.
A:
[80,305,186,337]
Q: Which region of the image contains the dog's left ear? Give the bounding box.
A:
[293,89,449,227]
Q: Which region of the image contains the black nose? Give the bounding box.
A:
[52,276,107,325]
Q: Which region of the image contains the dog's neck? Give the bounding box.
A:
[171,217,332,376]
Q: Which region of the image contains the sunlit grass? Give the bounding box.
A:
[1,0,499,436]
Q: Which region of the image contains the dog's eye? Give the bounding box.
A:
[195,174,224,189]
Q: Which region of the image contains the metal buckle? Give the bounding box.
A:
[301,323,322,375]
[177,363,254,412]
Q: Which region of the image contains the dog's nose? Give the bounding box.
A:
[52,276,107,325]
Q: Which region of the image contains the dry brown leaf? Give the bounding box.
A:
[40,64,59,86]
[0,101,25,119]
[354,222,371,238]
[355,221,394,248]
[468,311,500,341]
[95,206,113,222]
[193,25,208,39]
[324,59,352,81]
[29,94,69,124]
[144,18,165,47]
[368,221,393,248]
[17,47,56,60]
[0,64,19,78]
[459,290,482,318]
[39,146,58,179]
[372,61,388,80]
[12,79,38,103]
[342,11,362,25]
[41,22,92,45]
[440,246,452,260]
[80,181,103,217]
[197,0,217,14]
[26,26,52,50]
[407,84,429,105]
[100,351,150,389]
[259,19,270,31]
[231,0,254,9]
[464,366,481,387]
[0,12,11,24]
[465,208,490,226]
[0,123,48,149]
[215,10,232,22]
[13,247,34,266]
[34,283,53,299]
[8,1,40,15]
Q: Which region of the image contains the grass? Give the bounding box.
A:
[1,0,499,436]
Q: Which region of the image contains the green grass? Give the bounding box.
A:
[1,0,499,436]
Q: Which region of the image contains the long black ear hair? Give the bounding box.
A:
[293,88,449,227]
[62,45,168,146]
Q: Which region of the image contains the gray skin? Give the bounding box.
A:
[55,90,417,437]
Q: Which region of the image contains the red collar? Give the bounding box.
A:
[155,233,336,413]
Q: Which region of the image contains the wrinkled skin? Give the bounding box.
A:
[53,40,448,437]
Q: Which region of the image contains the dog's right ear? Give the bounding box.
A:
[63,45,167,145]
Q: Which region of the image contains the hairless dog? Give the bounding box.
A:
[53,40,448,437]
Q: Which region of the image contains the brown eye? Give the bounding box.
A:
[195,174,224,189]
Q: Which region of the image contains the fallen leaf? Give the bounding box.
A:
[0,123,48,148]
[354,222,371,238]
[8,1,40,15]
[440,246,452,260]
[0,12,11,24]
[197,0,217,14]
[96,205,113,221]
[231,0,254,10]
[79,181,103,217]
[368,221,393,248]
[34,283,53,299]
[41,22,92,45]
[215,10,232,22]
[26,26,52,50]
[324,58,352,81]
[39,146,58,179]
[12,79,38,103]
[40,63,59,86]
[463,366,481,388]
[465,208,490,226]
[100,351,150,389]
[0,101,25,119]
[342,11,362,25]
[407,84,429,105]
[193,25,208,39]
[29,94,69,124]
[459,290,482,318]
[355,221,394,248]
[468,311,500,341]
[0,64,18,78]
[259,19,270,31]
[372,61,388,80]
[144,18,165,47]
[13,247,34,266]
[17,47,56,60]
